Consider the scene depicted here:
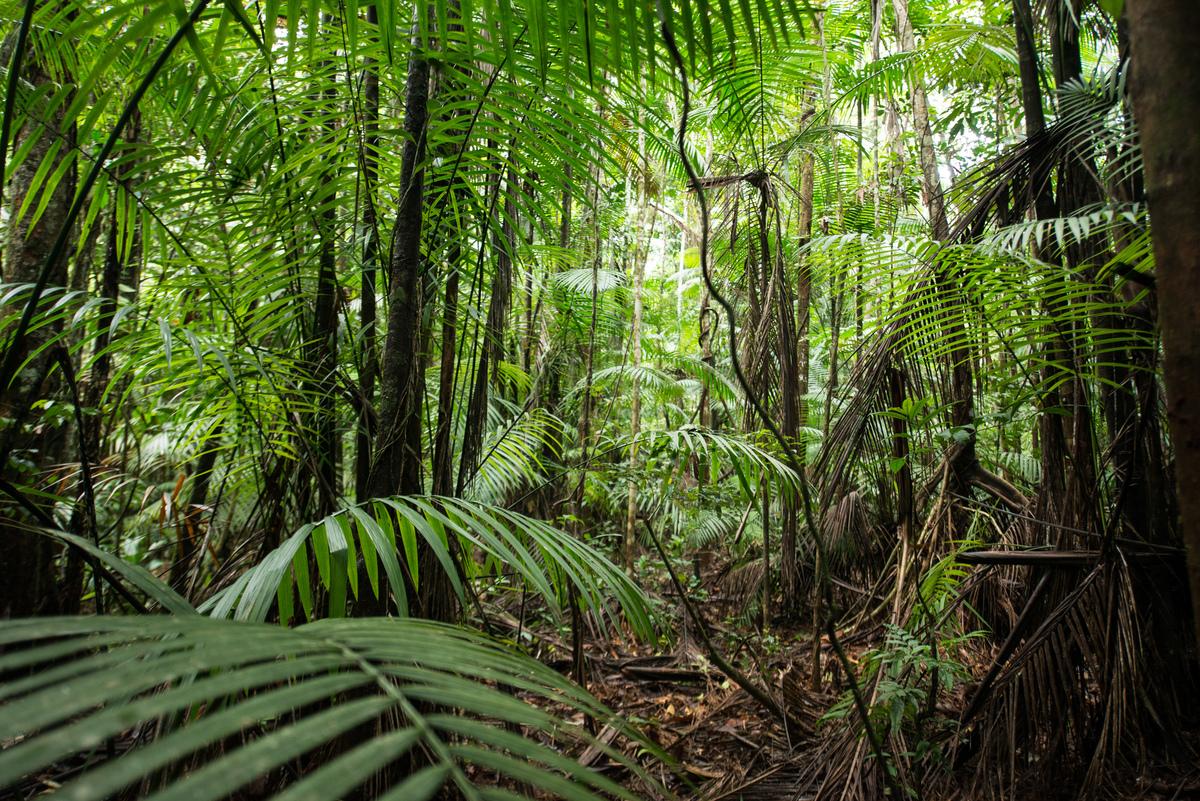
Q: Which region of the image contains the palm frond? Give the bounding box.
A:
[201,495,655,639]
[0,616,662,801]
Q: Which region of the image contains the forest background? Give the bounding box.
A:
[1,0,1199,798]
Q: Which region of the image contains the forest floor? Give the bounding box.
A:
[14,559,1198,801]
[481,558,1200,801]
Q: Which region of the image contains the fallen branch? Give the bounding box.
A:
[576,723,619,768]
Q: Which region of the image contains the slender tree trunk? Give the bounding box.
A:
[624,206,648,572]
[572,166,603,543]
[624,143,656,569]
[796,150,814,429]
[822,279,842,441]
[429,3,470,500]
[784,150,814,616]
[1012,0,1068,531]
[355,4,380,504]
[455,166,515,495]
[431,252,460,497]
[1125,0,1200,645]
[310,46,339,517]
[532,165,571,517]
[170,423,223,594]
[894,0,981,558]
[64,110,141,612]
[698,290,713,437]
[889,368,913,623]
[891,0,948,239]
[761,473,770,629]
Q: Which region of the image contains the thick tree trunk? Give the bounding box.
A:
[1011,0,1046,140]
[1125,0,1200,645]
[310,83,339,517]
[369,44,428,502]
[429,10,470,501]
[0,23,75,618]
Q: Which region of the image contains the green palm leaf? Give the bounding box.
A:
[200,495,655,638]
[0,616,661,801]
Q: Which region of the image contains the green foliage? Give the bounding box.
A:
[822,548,984,780]
[0,615,662,801]
[200,495,655,638]
[823,623,973,751]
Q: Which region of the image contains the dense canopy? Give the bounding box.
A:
[1,0,1199,798]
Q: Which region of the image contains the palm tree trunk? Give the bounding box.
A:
[796,149,814,429]
[310,53,339,517]
[429,6,470,500]
[171,423,223,595]
[370,34,428,500]
[532,165,571,516]
[784,150,814,616]
[455,166,515,496]
[65,109,141,612]
[431,249,460,498]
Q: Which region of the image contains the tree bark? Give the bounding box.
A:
[784,149,814,616]
[624,203,648,572]
[366,29,452,623]
[65,110,141,613]
[170,423,223,595]
[308,39,339,518]
[891,0,949,239]
[796,150,814,430]
[429,4,470,500]
[355,4,380,504]
[369,40,428,502]
[431,251,460,497]
[455,166,515,496]
[1125,0,1200,645]
[0,19,75,618]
